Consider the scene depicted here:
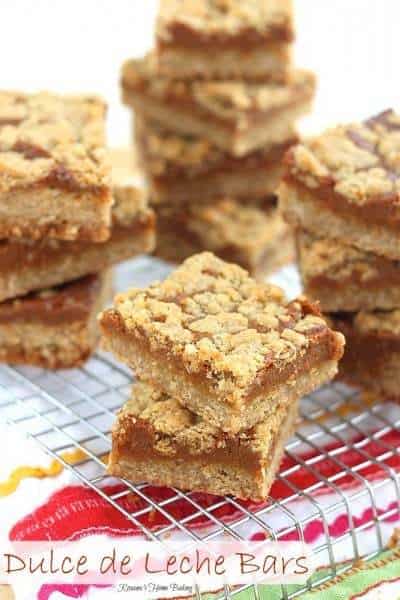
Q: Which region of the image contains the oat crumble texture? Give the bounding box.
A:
[285,109,400,205]
[157,0,294,40]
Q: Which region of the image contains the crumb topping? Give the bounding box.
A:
[116,381,289,457]
[136,117,295,177]
[287,109,400,205]
[105,252,332,391]
[157,0,293,39]
[0,91,111,194]
[122,56,315,121]
[161,199,288,252]
[298,230,398,283]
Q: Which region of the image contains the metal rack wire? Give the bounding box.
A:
[1,257,400,599]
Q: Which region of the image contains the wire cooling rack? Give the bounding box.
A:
[1,256,400,599]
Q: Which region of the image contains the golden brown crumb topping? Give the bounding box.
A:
[0,91,111,194]
[157,0,293,39]
[122,56,315,121]
[297,230,398,283]
[161,199,287,251]
[103,252,336,390]
[287,109,400,205]
[136,117,295,176]
[116,381,290,456]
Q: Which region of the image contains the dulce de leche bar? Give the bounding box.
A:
[122,55,315,156]
[297,230,400,313]
[280,109,400,260]
[156,0,294,82]
[100,252,344,433]
[108,381,298,501]
[135,117,296,205]
[0,91,112,242]
[0,272,111,370]
[329,311,400,404]
[155,197,294,280]
[0,149,155,302]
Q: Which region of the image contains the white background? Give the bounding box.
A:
[1,0,399,144]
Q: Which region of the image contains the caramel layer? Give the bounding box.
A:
[0,275,101,324]
[0,216,154,275]
[113,415,272,474]
[159,23,294,49]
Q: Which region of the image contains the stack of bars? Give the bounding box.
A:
[100,252,344,500]
[0,91,155,369]
[122,0,316,279]
[279,109,400,402]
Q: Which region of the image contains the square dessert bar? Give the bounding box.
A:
[297,230,400,312]
[155,197,294,279]
[122,56,315,156]
[135,117,296,205]
[108,381,298,501]
[100,252,345,433]
[0,91,112,242]
[0,149,155,302]
[0,271,111,369]
[280,109,400,260]
[156,0,294,82]
[329,311,400,403]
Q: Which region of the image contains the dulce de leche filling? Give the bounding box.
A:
[0,218,153,276]
[159,23,293,50]
[0,274,101,325]
[114,420,269,473]
[112,403,291,474]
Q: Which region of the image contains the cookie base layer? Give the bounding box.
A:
[108,403,297,501]
[0,272,111,369]
[280,181,400,260]
[0,215,155,302]
[0,188,112,242]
